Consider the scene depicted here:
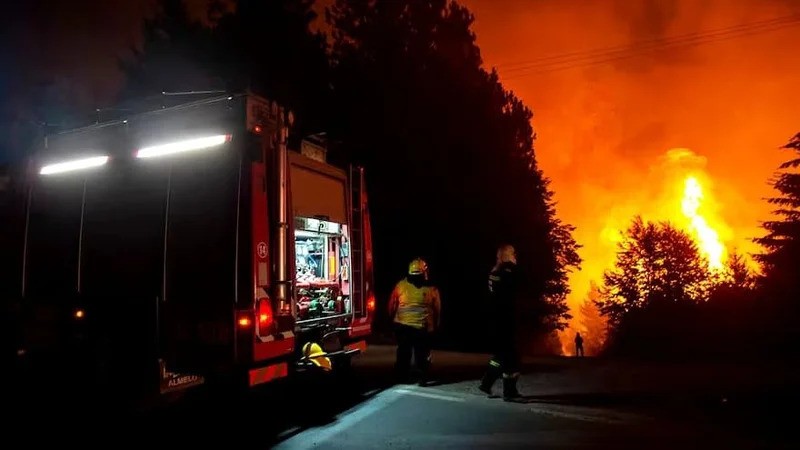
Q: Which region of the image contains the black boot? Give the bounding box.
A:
[479,363,501,396]
[502,375,521,401]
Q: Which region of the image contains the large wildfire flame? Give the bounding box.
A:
[461,0,795,356]
[557,148,748,354]
[681,175,726,271]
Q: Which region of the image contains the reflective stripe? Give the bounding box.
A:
[248,362,289,386]
[502,372,520,379]
[489,360,501,368]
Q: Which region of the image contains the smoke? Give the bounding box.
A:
[462,0,800,346]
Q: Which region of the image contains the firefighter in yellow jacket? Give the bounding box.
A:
[388,258,441,385]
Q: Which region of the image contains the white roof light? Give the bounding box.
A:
[40,156,109,175]
[136,134,231,159]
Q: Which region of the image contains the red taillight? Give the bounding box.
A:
[258,298,274,330]
[367,295,376,312]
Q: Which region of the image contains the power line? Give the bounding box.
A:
[523,18,800,76]
[496,13,799,71]
[496,13,800,79]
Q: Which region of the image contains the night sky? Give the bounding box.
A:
[3,1,799,326]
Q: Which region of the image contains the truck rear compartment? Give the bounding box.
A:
[10,94,373,402]
[20,124,243,395]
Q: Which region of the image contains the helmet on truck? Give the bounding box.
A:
[302,342,332,371]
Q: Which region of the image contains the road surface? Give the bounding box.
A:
[270,346,796,449]
[9,345,797,448]
[275,383,725,449]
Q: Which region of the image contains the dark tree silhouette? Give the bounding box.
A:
[755,133,800,299]
[119,0,219,102]
[600,217,711,328]
[211,0,331,142]
[117,0,580,352]
[754,132,800,344]
[119,0,329,142]
[721,250,757,291]
[327,0,580,351]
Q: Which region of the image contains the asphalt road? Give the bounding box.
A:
[9,345,798,449]
[270,347,797,449]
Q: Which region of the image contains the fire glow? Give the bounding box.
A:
[558,148,746,354]
[681,176,726,271]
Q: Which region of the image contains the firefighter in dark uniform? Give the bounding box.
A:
[479,244,523,400]
[389,258,441,386]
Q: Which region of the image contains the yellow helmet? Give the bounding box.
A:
[408,258,429,276]
[302,342,332,371]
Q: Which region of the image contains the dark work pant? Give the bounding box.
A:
[394,324,432,378]
[491,336,520,376]
[575,344,584,357]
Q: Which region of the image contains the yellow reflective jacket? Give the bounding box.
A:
[389,278,441,332]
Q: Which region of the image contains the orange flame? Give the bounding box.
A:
[558,148,745,354]
[680,176,727,271]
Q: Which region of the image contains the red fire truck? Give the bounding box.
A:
[10,93,374,402]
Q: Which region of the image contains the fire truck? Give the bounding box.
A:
[7,93,375,402]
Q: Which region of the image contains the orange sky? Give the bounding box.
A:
[7,0,797,316]
[461,0,800,323]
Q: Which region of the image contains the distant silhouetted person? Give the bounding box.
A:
[575,332,584,357]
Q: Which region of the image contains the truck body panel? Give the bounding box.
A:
[7,93,374,401]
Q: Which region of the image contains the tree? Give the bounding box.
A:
[327,0,580,351]
[211,0,331,142]
[600,217,711,328]
[118,0,581,352]
[755,132,800,307]
[119,0,329,142]
[720,250,756,291]
[118,0,219,102]
[752,133,800,351]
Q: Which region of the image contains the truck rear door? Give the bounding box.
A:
[158,137,241,382]
[80,161,168,394]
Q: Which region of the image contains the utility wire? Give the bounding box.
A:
[496,13,799,71]
[495,13,800,78]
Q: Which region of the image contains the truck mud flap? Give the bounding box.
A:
[158,359,205,394]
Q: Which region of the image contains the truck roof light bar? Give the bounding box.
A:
[136,134,231,159]
[40,155,110,175]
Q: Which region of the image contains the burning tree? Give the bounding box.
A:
[599,217,712,329]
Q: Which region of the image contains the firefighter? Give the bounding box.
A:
[479,244,523,400]
[388,258,441,386]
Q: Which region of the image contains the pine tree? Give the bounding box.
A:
[328,0,580,349]
[755,132,800,324]
[755,133,800,289]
